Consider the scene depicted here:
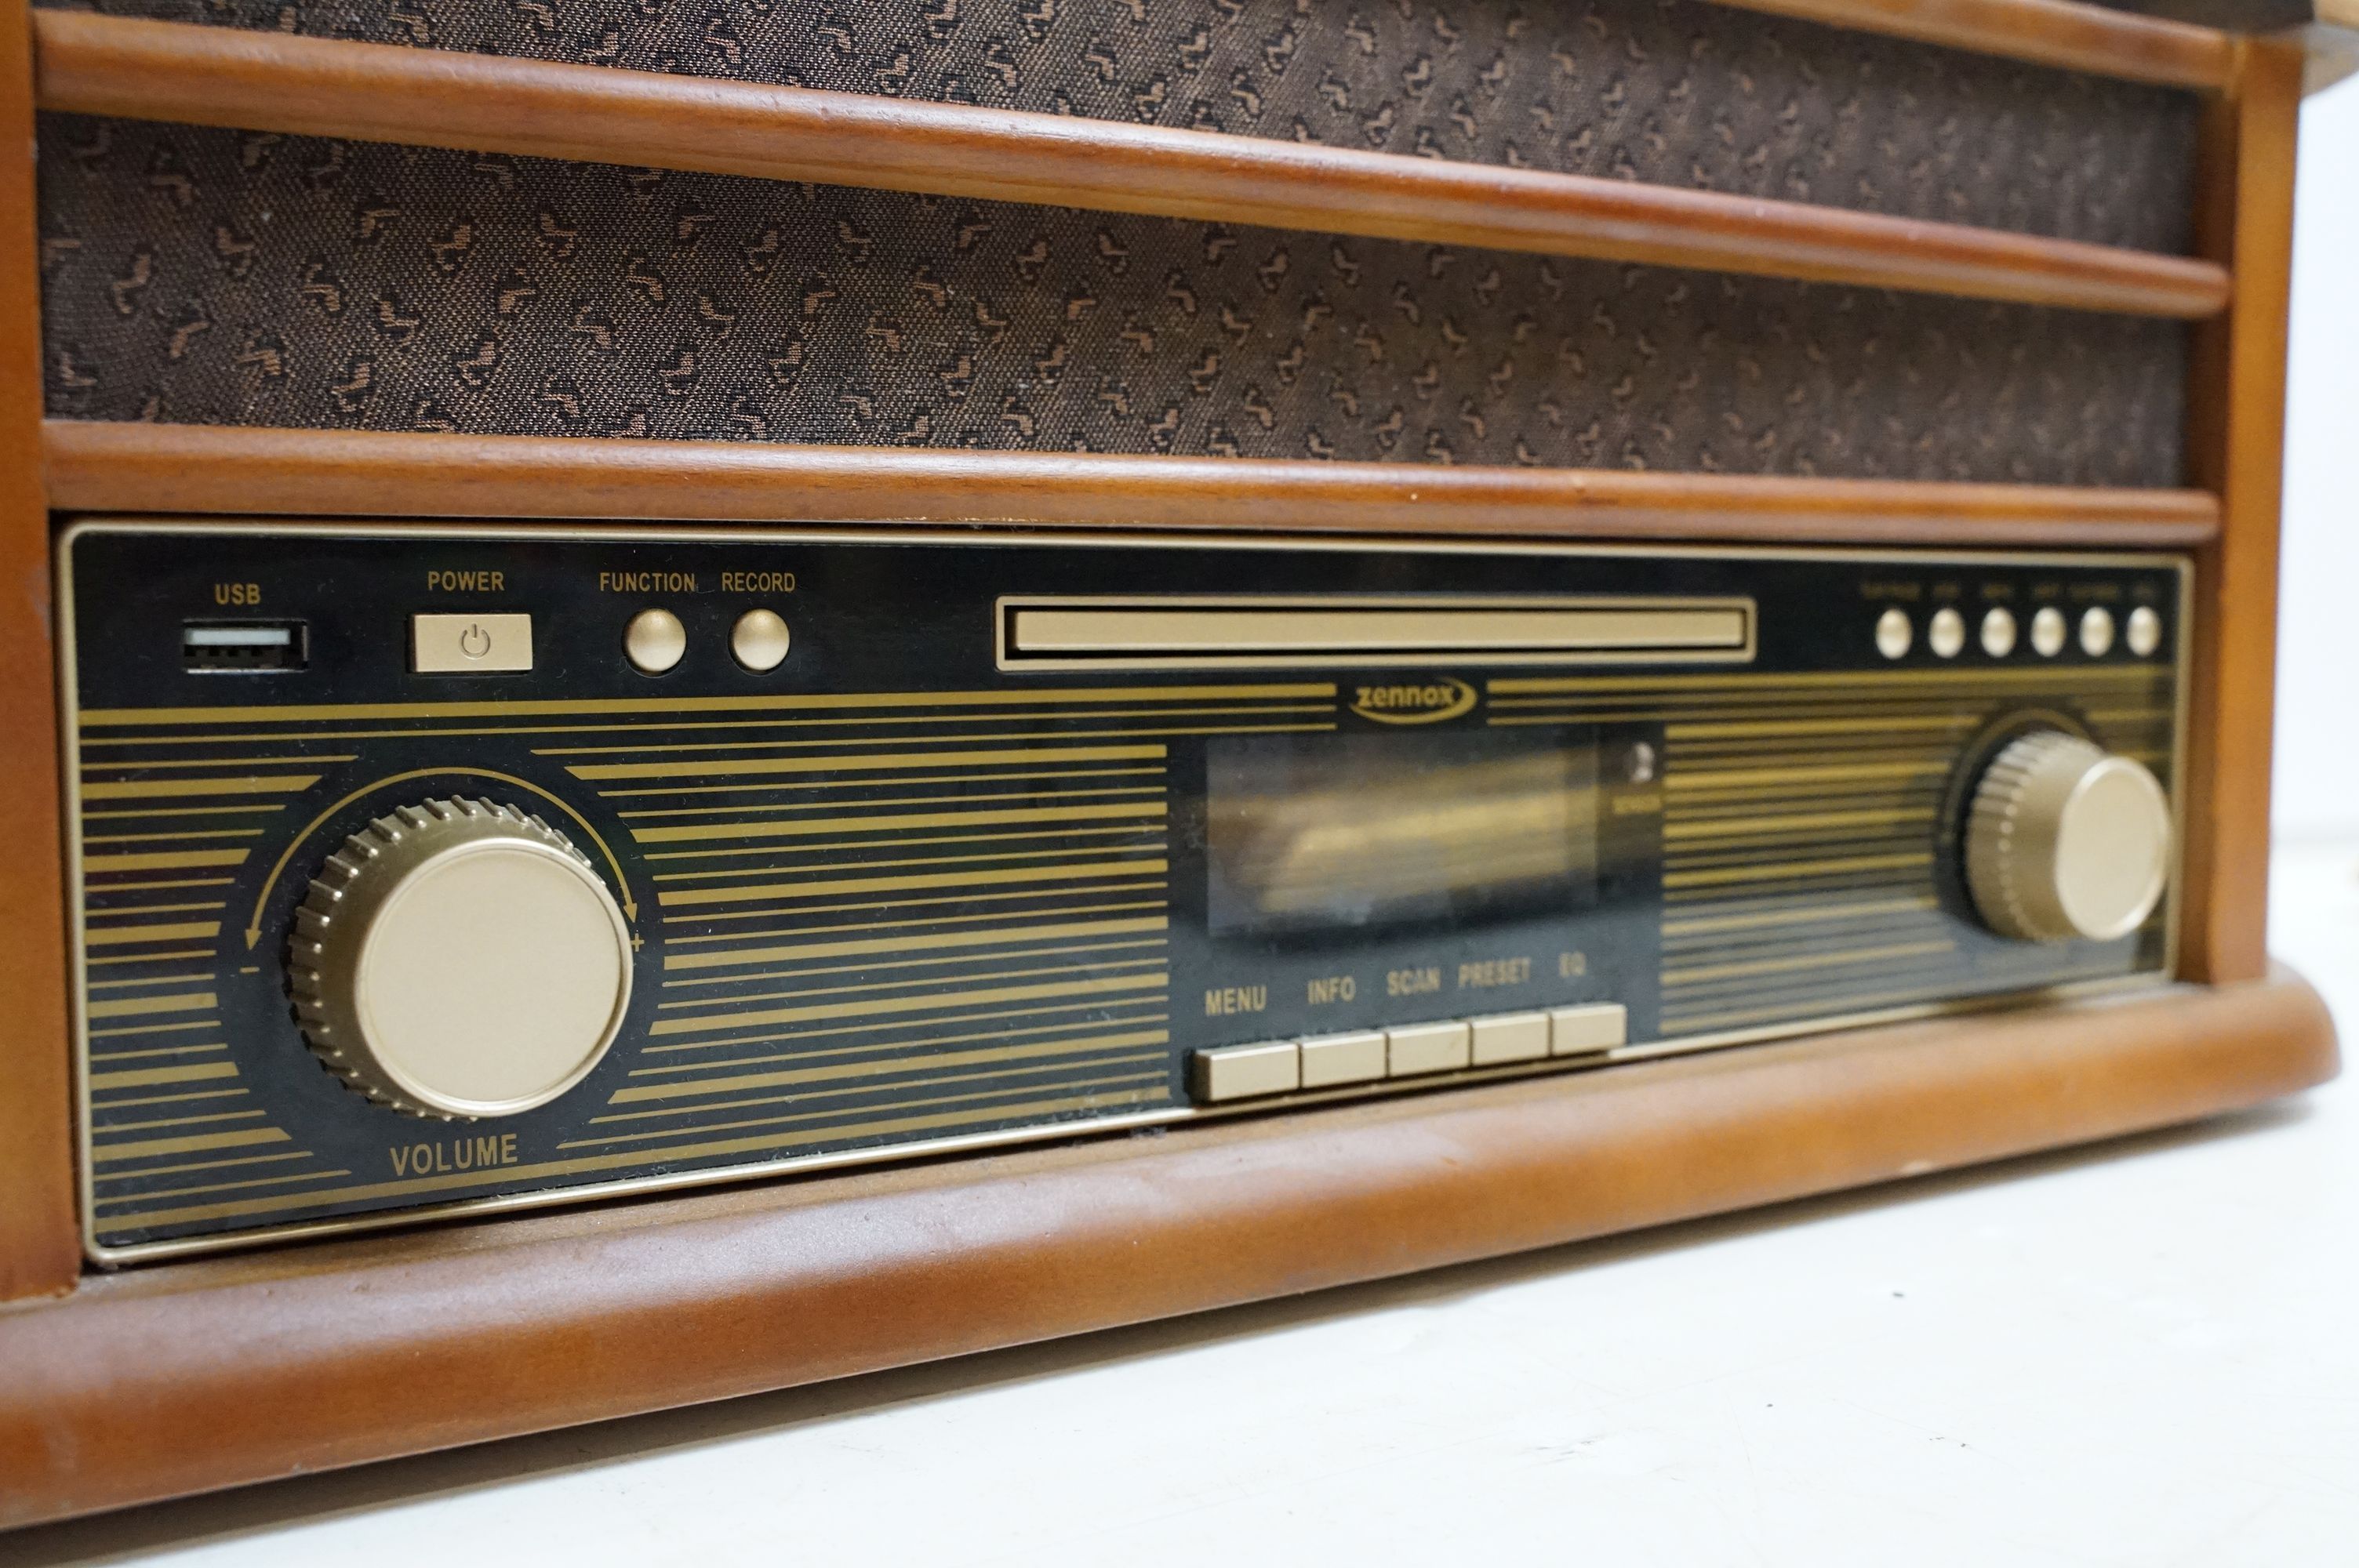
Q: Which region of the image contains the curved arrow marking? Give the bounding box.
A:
[245,767,638,949]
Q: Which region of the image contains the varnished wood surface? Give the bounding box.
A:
[0,0,2306,1519]
[0,971,2335,1527]
[31,13,2233,319]
[1712,0,2235,88]
[0,0,79,1305]
[2180,41,2303,985]
[40,421,2223,547]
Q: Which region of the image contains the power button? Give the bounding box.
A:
[413,612,533,673]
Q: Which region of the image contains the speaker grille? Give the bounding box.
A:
[37,116,2190,483]
[37,0,2200,251]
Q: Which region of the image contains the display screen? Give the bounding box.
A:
[1205,731,1600,940]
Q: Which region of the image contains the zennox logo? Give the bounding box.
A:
[1347,677,1478,724]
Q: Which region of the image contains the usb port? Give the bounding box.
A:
[183,621,308,673]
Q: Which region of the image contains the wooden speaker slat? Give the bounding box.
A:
[1713,0,2235,88]
[42,420,2223,547]
[31,12,2233,320]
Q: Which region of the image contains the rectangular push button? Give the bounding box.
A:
[1550,1003,1628,1056]
[1387,1020,1471,1078]
[1299,1031,1387,1090]
[413,612,533,673]
[1470,1012,1551,1066]
[1190,1041,1299,1103]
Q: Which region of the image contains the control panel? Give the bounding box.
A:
[62,523,2185,1261]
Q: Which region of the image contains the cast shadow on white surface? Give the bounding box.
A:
[5,1095,2316,1568]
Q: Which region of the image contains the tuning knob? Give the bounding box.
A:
[288,797,633,1119]
[1964,731,2172,943]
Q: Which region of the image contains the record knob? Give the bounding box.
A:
[288,797,633,1119]
[1963,731,2172,943]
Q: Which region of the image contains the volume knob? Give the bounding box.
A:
[289,797,633,1119]
[1964,731,2172,943]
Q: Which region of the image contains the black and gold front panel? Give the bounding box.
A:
[63,524,2184,1260]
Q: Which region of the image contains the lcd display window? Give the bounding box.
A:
[1205,731,1600,940]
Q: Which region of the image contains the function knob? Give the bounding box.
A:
[1963,732,2172,943]
[288,798,634,1119]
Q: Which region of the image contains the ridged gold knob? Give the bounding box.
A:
[1965,732,2172,943]
[288,797,633,1120]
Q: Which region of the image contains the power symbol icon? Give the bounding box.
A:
[413,613,529,673]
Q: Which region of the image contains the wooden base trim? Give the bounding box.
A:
[31,13,2231,319]
[41,421,2223,547]
[1710,0,2235,88]
[0,972,2335,1526]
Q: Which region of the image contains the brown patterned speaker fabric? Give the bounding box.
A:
[37,0,2200,253]
[37,116,2189,483]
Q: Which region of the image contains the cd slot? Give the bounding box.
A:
[998,597,1754,669]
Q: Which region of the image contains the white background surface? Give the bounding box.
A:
[2274,75,2359,840]
[14,74,2359,1568]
